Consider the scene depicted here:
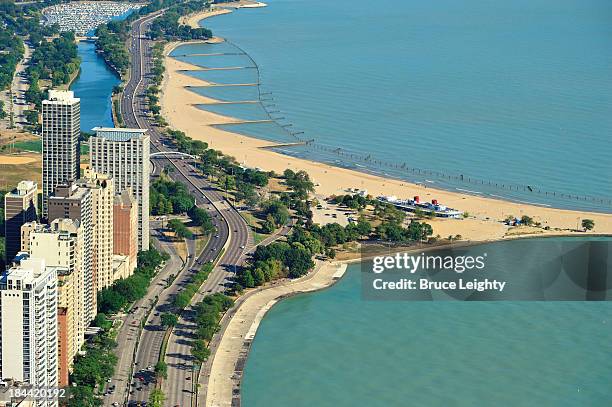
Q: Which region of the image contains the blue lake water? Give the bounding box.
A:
[187,84,260,102]
[242,238,612,406]
[71,41,120,132]
[70,10,134,132]
[172,0,612,211]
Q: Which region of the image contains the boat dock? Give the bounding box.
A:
[42,2,143,35]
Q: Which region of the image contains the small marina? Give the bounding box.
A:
[42,1,143,35]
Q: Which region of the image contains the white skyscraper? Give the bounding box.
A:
[0,257,59,407]
[42,90,80,217]
[89,127,150,250]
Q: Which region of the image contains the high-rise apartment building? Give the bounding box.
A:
[48,184,95,325]
[75,170,115,290]
[89,127,149,251]
[113,189,138,274]
[41,90,80,217]
[22,219,85,387]
[3,181,38,263]
[0,257,59,407]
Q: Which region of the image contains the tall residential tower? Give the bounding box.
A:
[48,184,95,325]
[0,257,59,407]
[75,170,114,290]
[22,219,86,387]
[42,90,80,217]
[89,127,150,250]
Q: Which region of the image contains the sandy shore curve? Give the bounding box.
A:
[160,48,612,241]
[201,261,347,407]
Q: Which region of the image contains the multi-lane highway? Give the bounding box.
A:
[115,11,252,407]
[105,225,186,406]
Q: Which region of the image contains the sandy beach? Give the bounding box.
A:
[179,7,232,27]
[161,52,612,241]
[203,261,346,407]
[173,6,612,407]
[179,0,266,28]
[170,6,612,407]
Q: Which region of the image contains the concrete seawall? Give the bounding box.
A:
[201,261,348,407]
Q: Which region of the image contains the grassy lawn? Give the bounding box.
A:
[253,232,271,245]
[11,140,89,155]
[12,139,42,152]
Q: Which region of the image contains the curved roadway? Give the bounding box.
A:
[110,11,252,407]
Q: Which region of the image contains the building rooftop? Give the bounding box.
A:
[1,256,65,287]
[92,127,148,142]
[24,219,79,238]
[49,183,90,201]
[44,89,79,104]
[92,127,147,133]
[5,181,37,197]
[2,257,45,283]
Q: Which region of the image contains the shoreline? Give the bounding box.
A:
[171,6,612,406]
[160,48,612,242]
[199,233,612,406]
[206,236,612,407]
[202,260,348,407]
[179,0,268,29]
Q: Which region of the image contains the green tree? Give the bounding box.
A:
[188,206,214,234]
[173,291,191,309]
[66,386,102,407]
[581,219,595,231]
[154,361,168,379]
[520,215,534,226]
[160,313,179,328]
[252,268,265,286]
[261,216,276,234]
[191,339,211,363]
[260,200,289,227]
[220,174,236,192]
[168,219,193,240]
[97,289,127,314]
[149,389,165,407]
[71,347,117,387]
[356,217,372,237]
[24,109,38,125]
[92,313,112,330]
